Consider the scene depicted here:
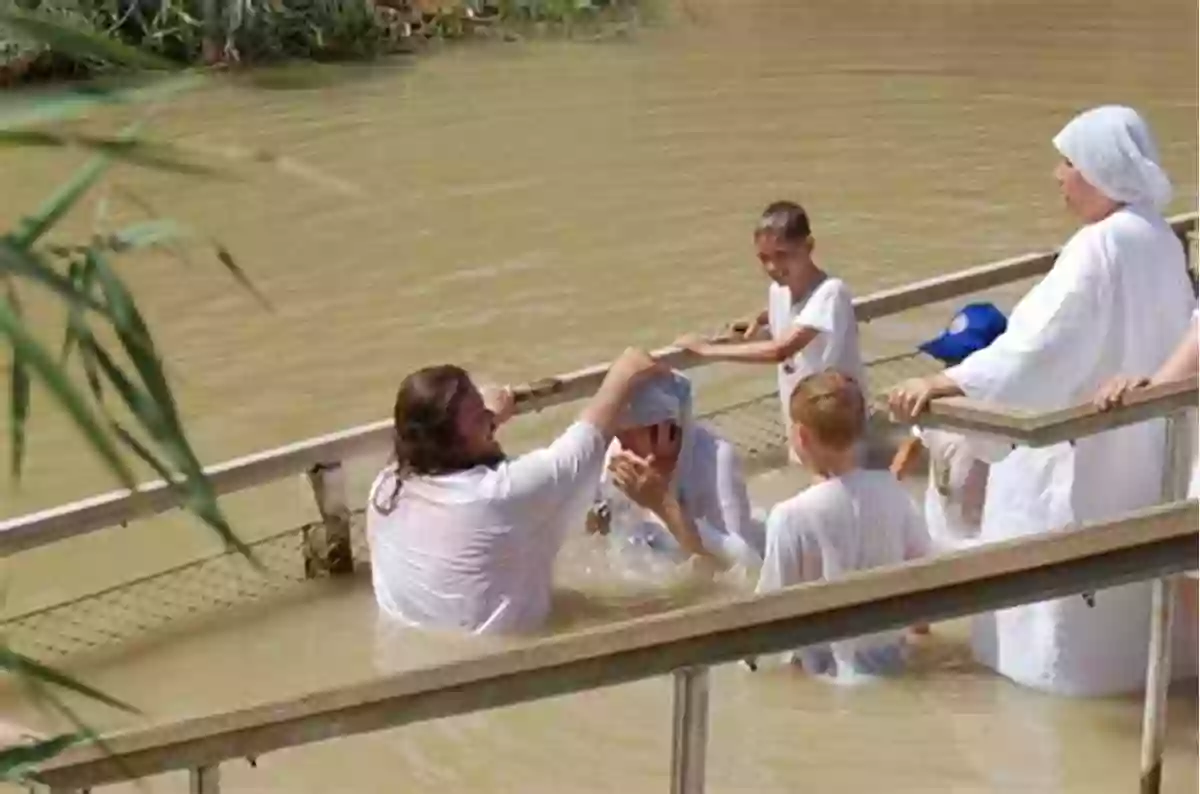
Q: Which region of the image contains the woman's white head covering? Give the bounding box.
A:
[1052,105,1172,211]
[616,370,695,501]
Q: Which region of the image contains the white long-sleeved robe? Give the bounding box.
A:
[598,424,764,567]
[366,421,606,635]
[945,205,1195,696]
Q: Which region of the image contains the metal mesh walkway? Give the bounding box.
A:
[1,351,942,663]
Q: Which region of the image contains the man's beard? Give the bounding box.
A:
[469,445,507,470]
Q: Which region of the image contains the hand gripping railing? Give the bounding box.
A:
[2,214,1195,568]
[32,383,1200,794]
[908,376,1199,794]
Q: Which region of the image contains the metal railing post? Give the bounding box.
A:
[669,666,710,794]
[190,764,220,794]
[1139,412,1185,794]
[304,461,354,577]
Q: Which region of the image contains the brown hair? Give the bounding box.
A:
[373,364,477,514]
[756,200,811,243]
[788,370,865,450]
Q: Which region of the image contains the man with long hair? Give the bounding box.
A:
[366,348,665,635]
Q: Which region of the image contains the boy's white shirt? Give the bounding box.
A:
[755,469,931,674]
[767,278,866,461]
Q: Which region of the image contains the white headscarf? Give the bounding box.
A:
[1052,105,1172,211]
[616,370,695,501]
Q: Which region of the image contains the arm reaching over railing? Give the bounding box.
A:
[2,214,1195,561]
[886,372,964,421]
[876,377,1199,449]
[1094,315,1199,412]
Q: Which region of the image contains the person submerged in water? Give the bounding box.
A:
[586,370,764,568]
[365,347,664,636]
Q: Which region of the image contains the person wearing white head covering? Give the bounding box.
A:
[1052,105,1173,211]
[887,105,1195,696]
[588,371,764,568]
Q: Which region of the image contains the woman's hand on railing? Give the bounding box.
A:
[1092,376,1151,411]
[886,373,964,420]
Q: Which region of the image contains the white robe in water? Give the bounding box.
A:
[756,469,932,677]
[598,424,764,567]
[946,205,1195,695]
[600,371,765,567]
[366,421,606,635]
[1189,307,1200,500]
[912,427,987,553]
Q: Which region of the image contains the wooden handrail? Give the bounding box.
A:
[33,499,1198,790]
[1,212,1194,557]
[855,213,1196,321]
[885,378,1200,446]
[3,374,1194,559]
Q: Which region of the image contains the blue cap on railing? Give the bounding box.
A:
[919,302,1008,365]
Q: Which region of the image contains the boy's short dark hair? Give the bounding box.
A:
[756,200,811,243]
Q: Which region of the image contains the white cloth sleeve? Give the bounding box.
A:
[902,495,933,561]
[914,425,1012,468]
[946,233,1111,408]
[756,506,819,594]
[794,279,841,334]
[712,440,757,546]
[505,421,607,515]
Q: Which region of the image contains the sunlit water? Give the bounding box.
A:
[1,0,1197,790]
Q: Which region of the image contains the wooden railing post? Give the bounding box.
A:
[669,666,709,794]
[1139,412,1187,794]
[190,764,221,794]
[304,462,354,577]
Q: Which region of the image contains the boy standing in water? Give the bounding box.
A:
[753,370,932,677]
[676,201,866,462]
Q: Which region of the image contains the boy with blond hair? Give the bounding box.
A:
[754,370,931,677]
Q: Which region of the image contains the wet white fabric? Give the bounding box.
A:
[598,423,764,566]
[767,276,866,461]
[1053,105,1172,211]
[756,469,931,677]
[946,204,1195,695]
[366,421,606,635]
[614,371,696,501]
[617,370,693,429]
[1189,307,1200,500]
[912,427,987,552]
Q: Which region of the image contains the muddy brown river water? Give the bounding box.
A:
[1,0,1197,791]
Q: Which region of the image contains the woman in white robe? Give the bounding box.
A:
[887,105,1195,696]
